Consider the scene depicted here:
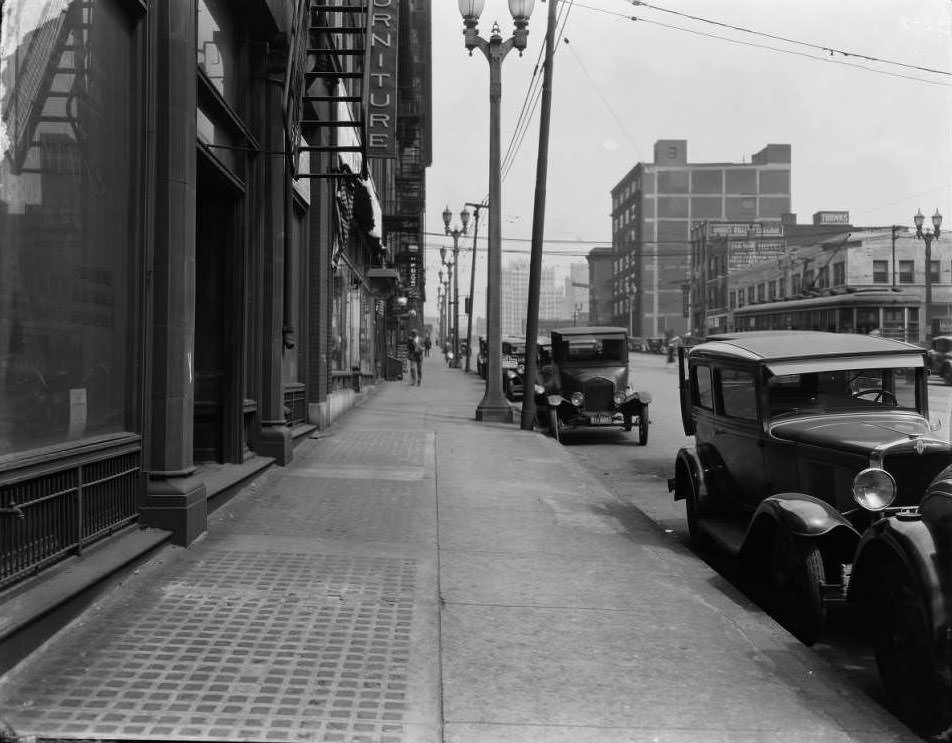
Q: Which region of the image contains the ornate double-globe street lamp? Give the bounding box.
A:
[458,0,534,422]
[443,205,471,369]
[440,247,455,360]
[914,208,943,341]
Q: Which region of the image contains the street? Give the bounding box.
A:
[515,350,952,737]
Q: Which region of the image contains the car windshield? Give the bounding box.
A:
[560,337,627,363]
[767,366,922,417]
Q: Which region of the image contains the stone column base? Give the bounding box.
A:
[257,425,292,465]
[142,475,207,546]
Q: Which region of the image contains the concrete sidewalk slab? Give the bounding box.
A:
[0,355,921,742]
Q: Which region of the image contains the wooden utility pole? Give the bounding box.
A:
[520,0,558,430]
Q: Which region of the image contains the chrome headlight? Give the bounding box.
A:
[852,468,896,511]
[571,391,585,407]
[534,384,545,395]
[614,392,625,405]
[517,364,525,375]
[547,394,563,407]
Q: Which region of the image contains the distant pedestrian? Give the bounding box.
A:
[407,330,423,385]
[423,335,432,357]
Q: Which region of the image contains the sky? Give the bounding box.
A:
[420,0,952,333]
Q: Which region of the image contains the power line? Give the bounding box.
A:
[569,2,952,87]
[626,0,952,78]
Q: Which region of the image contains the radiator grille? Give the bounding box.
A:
[583,377,614,412]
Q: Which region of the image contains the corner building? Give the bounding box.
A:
[610,139,791,337]
[0,0,430,591]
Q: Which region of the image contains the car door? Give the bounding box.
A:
[711,364,768,513]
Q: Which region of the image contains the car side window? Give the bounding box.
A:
[718,367,758,420]
[693,365,714,410]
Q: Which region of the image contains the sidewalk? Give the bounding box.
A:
[0,356,919,742]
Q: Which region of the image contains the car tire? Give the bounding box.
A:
[872,562,952,739]
[549,408,561,444]
[770,531,825,645]
[943,365,952,386]
[623,414,632,432]
[681,472,707,551]
[638,411,649,446]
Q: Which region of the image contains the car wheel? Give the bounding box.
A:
[770,531,825,645]
[623,414,632,432]
[549,408,561,444]
[873,563,952,738]
[638,411,649,446]
[943,365,952,386]
[681,473,707,551]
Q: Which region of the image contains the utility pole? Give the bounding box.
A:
[520,0,558,431]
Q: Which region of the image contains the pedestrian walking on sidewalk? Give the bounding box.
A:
[407,330,423,385]
[423,335,432,357]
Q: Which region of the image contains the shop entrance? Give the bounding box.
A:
[194,157,243,463]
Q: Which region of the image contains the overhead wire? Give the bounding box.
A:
[568,2,952,87]
[625,0,952,78]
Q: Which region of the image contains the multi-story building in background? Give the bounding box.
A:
[562,262,590,325]
[501,261,561,336]
[586,247,614,327]
[611,139,791,338]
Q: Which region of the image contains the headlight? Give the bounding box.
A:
[547,394,563,407]
[571,391,584,407]
[852,468,896,511]
[517,364,525,375]
[614,392,625,405]
[534,384,545,395]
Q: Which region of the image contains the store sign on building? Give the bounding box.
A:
[814,211,850,225]
[711,222,784,238]
[728,239,786,271]
[368,0,399,159]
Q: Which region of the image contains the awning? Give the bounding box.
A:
[365,267,401,298]
[352,175,383,242]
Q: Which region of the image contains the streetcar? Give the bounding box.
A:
[731,289,921,344]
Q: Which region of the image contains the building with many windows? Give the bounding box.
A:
[610,139,791,338]
[501,261,561,336]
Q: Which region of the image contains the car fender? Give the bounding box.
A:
[753,492,859,538]
[670,447,709,502]
[738,493,860,568]
[850,488,952,642]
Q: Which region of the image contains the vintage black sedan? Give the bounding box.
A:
[533,326,651,444]
[669,331,952,738]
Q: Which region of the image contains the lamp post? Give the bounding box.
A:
[459,0,533,422]
[443,204,471,368]
[914,208,943,342]
[438,270,446,347]
[440,247,454,359]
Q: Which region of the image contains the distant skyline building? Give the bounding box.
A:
[562,262,589,325]
[611,139,792,337]
[501,261,561,337]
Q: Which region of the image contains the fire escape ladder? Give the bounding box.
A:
[7,0,94,177]
[285,0,371,179]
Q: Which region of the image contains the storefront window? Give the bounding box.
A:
[0,0,139,454]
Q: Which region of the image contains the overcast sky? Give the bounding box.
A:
[422,0,952,332]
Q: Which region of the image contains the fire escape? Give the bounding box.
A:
[283,0,371,181]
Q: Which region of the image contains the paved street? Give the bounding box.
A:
[0,355,924,742]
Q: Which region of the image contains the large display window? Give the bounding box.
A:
[0,0,139,455]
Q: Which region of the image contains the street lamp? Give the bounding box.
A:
[441,252,454,358]
[914,208,943,341]
[458,0,533,422]
[443,204,471,369]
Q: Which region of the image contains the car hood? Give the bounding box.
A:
[771,413,947,455]
[552,365,628,393]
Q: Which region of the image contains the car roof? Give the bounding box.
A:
[552,326,627,336]
[691,331,924,363]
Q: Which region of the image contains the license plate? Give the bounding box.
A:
[589,414,612,425]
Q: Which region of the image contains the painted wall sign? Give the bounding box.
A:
[367,0,399,158]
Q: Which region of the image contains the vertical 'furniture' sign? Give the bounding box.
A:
[367,0,399,158]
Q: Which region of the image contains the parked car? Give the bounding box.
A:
[646,336,667,353]
[628,336,647,352]
[533,326,651,444]
[669,330,952,738]
[502,336,527,399]
[927,335,952,383]
[476,336,488,379]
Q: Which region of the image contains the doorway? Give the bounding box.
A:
[193,156,242,463]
